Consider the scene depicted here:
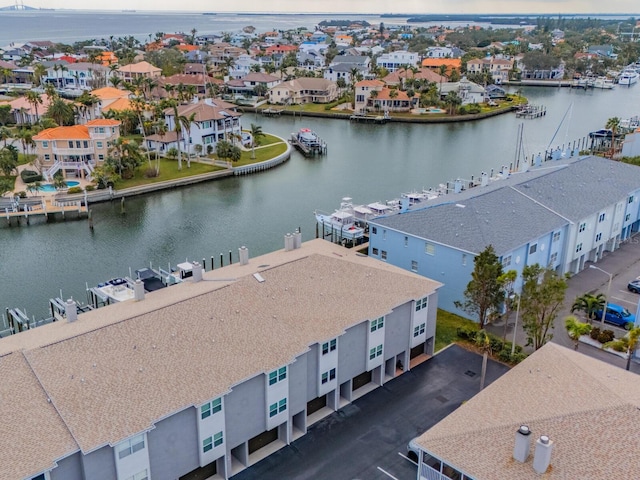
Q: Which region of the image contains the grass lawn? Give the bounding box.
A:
[18,153,36,165]
[434,309,479,352]
[114,158,224,189]
[234,143,287,166]
[253,133,282,147]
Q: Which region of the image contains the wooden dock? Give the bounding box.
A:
[349,114,389,124]
[1,196,88,225]
[515,105,547,119]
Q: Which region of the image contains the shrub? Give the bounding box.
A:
[66,186,82,194]
[144,167,159,178]
[466,104,481,114]
[497,348,512,363]
[85,185,95,191]
[456,326,476,340]
[20,169,43,183]
[597,329,615,344]
[17,191,27,198]
[511,352,528,364]
[590,327,601,340]
[610,342,626,352]
[458,106,468,115]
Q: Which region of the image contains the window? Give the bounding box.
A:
[83,141,88,148]
[98,154,104,160]
[97,141,103,148]
[68,141,73,148]
[118,434,145,460]
[44,154,50,161]
[502,255,511,267]
[42,141,48,148]
[322,371,328,384]
[203,436,213,452]
[550,252,558,264]
[371,317,384,332]
[213,431,223,447]
[529,244,537,254]
[201,398,222,419]
[626,213,631,222]
[369,344,383,359]
[125,470,148,480]
[462,254,467,266]
[596,233,602,242]
[278,398,287,413]
[404,236,408,247]
[579,223,586,233]
[383,229,386,240]
[381,250,387,260]
[321,338,336,355]
[413,323,426,337]
[411,260,418,272]
[598,213,605,223]
[269,402,278,417]
[329,368,336,381]
[372,247,379,255]
[415,296,428,311]
[425,243,435,255]
[576,243,583,253]
[629,196,634,204]
[552,231,560,242]
[268,367,287,385]
[75,141,81,148]
[371,226,377,234]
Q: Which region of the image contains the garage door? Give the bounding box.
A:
[352,370,372,391]
[248,427,278,454]
[307,395,327,415]
[178,460,217,480]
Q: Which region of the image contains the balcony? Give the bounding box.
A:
[52,147,93,156]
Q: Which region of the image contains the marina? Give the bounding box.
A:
[515,104,547,118]
[0,195,89,225]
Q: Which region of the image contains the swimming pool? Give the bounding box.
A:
[39,181,80,192]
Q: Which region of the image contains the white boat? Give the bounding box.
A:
[315,197,365,242]
[89,278,135,306]
[593,76,615,89]
[618,69,639,86]
[296,128,322,147]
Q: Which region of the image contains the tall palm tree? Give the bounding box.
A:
[32,63,47,87]
[249,123,264,159]
[131,96,152,167]
[171,103,195,170]
[605,116,620,157]
[153,119,167,175]
[25,90,43,125]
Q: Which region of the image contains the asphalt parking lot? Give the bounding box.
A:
[232,345,510,480]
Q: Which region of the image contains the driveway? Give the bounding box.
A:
[232,345,510,480]
[488,237,640,374]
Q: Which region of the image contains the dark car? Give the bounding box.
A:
[628,276,640,293]
[593,303,636,330]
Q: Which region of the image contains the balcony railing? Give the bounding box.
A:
[52,147,94,155]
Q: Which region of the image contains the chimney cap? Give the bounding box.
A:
[539,435,550,444]
[518,425,531,435]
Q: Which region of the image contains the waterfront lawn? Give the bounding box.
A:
[233,142,288,167]
[113,158,223,189]
[435,309,479,352]
[254,133,282,147]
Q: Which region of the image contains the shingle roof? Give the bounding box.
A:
[2,239,440,456]
[165,99,240,121]
[416,343,640,479]
[118,61,161,74]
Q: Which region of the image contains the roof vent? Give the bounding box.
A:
[532,435,554,474]
[513,425,531,463]
[239,246,249,265]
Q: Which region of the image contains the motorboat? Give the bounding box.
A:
[618,69,639,86]
[593,76,615,89]
[296,128,322,147]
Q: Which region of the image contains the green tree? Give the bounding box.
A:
[444,91,461,115]
[520,264,568,350]
[25,90,43,125]
[454,245,504,329]
[107,137,143,178]
[564,315,592,350]
[605,116,621,157]
[46,98,75,126]
[0,147,18,176]
[498,269,518,341]
[92,164,118,189]
[52,171,67,190]
[571,293,606,322]
[0,104,12,127]
[603,326,640,371]
[249,123,264,159]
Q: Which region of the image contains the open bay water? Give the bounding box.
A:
[1,84,639,320]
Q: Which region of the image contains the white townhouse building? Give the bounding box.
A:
[42,61,109,90]
[1,238,441,480]
[146,98,242,155]
[375,51,420,72]
[228,53,261,79]
[367,155,640,320]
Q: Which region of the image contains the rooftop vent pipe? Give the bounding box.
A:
[532,435,554,474]
[513,425,532,463]
[239,246,249,265]
[65,298,78,323]
[133,279,145,301]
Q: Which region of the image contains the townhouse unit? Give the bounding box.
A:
[367,155,640,319]
[268,77,338,105]
[376,51,420,72]
[146,98,242,155]
[413,342,640,480]
[1,238,441,480]
[33,118,121,180]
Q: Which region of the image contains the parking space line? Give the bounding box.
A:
[610,295,638,307]
[398,452,418,466]
[377,467,399,479]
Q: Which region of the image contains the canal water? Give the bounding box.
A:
[2,85,639,320]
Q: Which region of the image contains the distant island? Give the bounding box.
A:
[317,19,371,27]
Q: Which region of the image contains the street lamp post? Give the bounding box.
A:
[511,294,521,356]
[589,265,613,325]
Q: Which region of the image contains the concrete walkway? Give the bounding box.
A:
[487,237,640,374]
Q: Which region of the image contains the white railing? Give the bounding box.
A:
[421,464,447,480]
[52,147,93,156]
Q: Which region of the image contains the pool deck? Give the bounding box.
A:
[9,164,92,198]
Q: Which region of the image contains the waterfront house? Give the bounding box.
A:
[382,67,447,87]
[147,98,242,155]
[42,61,109,90]
[117,61,162,82]
[268,78,338,105]
[162,73,222,96]
[425,46,463,58]
[367,87,413,113]
[421,58,461,76]
[438,77,486,105]
[5,93,55,125]
[465,56,514,84]
[33,118,121,180]
[354,79,384,114]
[413,342,640,480]
[376,51,420,72]
[225,72,280,96]
[0,239,441,480]
[367,155,640,319]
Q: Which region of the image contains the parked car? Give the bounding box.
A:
[627,276,640,293]
[407,437,420,462]
[593,303,636,330]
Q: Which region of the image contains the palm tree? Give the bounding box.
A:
[571,293,606,323]
[605,116,620,157]
[153,120,167,175]
[603,326,640,370]
[171,104,195,170]
[131,96,152,167]
[32,63,47,87]
[25,90,43,125]
[109,75,122,88]
[249,123,264,159]
[47,98,74,126]
[444,91,461,115]
[564,316,592,350]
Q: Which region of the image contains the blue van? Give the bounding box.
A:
[594,303,636,330]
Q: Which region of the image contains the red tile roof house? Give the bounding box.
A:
[33,119,122,180]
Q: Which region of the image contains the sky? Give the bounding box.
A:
[11,1,640,14]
